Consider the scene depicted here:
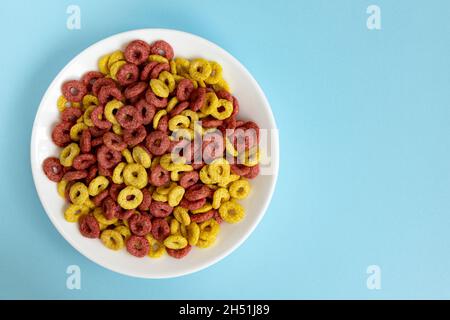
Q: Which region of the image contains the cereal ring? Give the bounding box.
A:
[115,225,131,239]
[92,78,116,97]
[63,169,88,182]
[186,222,200,246]
[158,70,175,92]
[173,206,191,226]
[168,185,185,207]
[90,105,112,130]
[69,123,87,142]
[43,157,64,182]
[150,63,170,79]
[79,214,100,238]
[149,165,170,187]
[199,219,220,239]
[179,197,206,211]
[123,125,146,147]
[166,245,191,259]
[191,202,213,214]
[190,209,215,224]
[189,87,206,112]
[61,107,83,123]
[103,132,126,152]
[149,40,174,60]
[51,121,72,147]
[98,165,113,177]
[229,179,250,199]
[156,114,169,133]
[81,71,104,91]
[140,61,158,81]
[62,80,87,103]
[138,188,152,211]
[243,164,260,179]
[117,186,143,210]
[93,207,118,225]
[170,219,180,234]
[98,86,123,105]
[149,201,173,218]
[132,145,152,168]
[101,230,124,250]
[179,171,199,189]
[145,89,168,108]
[184,184,210,202]
[72,154,96,170]
[163,235,188,250]
[230,164,250,176]
[145,234,166,258]
[124,40,150,65]
[116,63,139,86]
[150,79,169,98]
[107,50,125,69]
[219,201,245,223]
[69,182,89,205]
[176,79,194,101]
[97,145,122,169]
[135,99,156,125]
[112,162,126,184]
[145,130,170,156]
[210,99,233,120]
[109,183,125,201]
[64,203,89,222]
[83,106,96,127]
[189,59,212,81]
[123,163,148,189]
[92,189,109,207]
[205,61,223,84]
[60,143,80,167]
[104,99,123,125]
[212,187,230,209]
[102,196,120,220]
[124,81,148,100]
[116,105,142,130]
[87,175,109,196]
[129,213,152,236]
[91,137,103,147]
[126,235,149,257]
[149,54,169,64]
[151,218,170,242]
[200,92,219,115]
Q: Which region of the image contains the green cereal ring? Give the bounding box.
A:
[189,58,212,81]
[170,60,177,75]
[104,99,124,125]
[205,61,223,84]
[186,222,200,246]
[168,185,185,207]
[60,143,80,167]
[121,148,134,164]
[70,123,88,141]
[93,207,118,225]
[100,230,124,250]
[219,201,245,224]
[83,105,96,127]
[64,204,89,223]
[210,99,233,120]
[123,163,148,189]
[173,206,191,226]
[114,225,131,239]
[98,53,111,74]
[150,79,170,98]
[112,162,126,184]
[69,182,89,205]
[109,60,127,80]
[107,50,125,70]
[229,179,251,199]
[88,176,109,196]
[175,58,190,74]
[149,54,169,64]
[212,187,230,209]
[82,94,99,109]
[168,115,190,132]
[200,92,219,115]
[132,146,152,168]
[158,71,176,93]
[164,235,188,250]
[145,234,166,258]
[152,109,167,129]
[166,97,179,112]
[117,186,143,210]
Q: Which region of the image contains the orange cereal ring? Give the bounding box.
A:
[118,208,135,220]
[201,117,223,128]
[85,165,98,184]
[126,235,149,257]
[149,40,174,60]
[43,157,64,182]
[184,184,210,201]
[230,164,250,176]
[117,63,139,86]
[63,170,88,182]
[98,86,123,105]
[91,137,103,148]
[92,189,109,207]
[102,196,120,220]
[156,114,169,133]
[138,188,152,211]
[168,101,189,117]
[176,79,194,101]
[189,87,206,112]
[62,80,87,103]
[98,165,113,177]
[216,89,232,102]
[124,40,150,65]
[214,210,223,224]
[92,78,116,96]
[89,126,109,138]
[243,164,260,179]
[109,183,125,202]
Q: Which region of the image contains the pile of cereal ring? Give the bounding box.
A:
[42,39,260,259]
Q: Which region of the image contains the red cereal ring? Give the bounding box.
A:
[240,121,260,143]
[126,235,149,257]
[72,154,96,170]
[103,132,127,152]
[61,107,83,123]
[92,189,109,207]
[81,71,104,92]
[149,201,173,218]
[189,87,206,112]
[156,115,168,133]
[124,40,150,65]
[149,165,170,187]
[184,184,211,201]
[118,209,135,220]
[235,120,245,127]
[63,170,88,182]
[145,89,168,108]
[166,245,192,259]
[202,139,224,163]
[51,121,72,147]
[190,209,215,224]
[150,62,170,79]
[145,130,170,156]
[151,218,170,242]
[213,210,223,224]
[138,188,152,211]
[129,213,152,236]
[98,165,113,177]
[191,162,205,170]
[42,157,64,182]
[140,61,158,81]
[169,101,189,117]
[180,197,206,211]
[115,105,142,130]
[231,96,240,117]
[79,214,100,238]
[243,164,260,179]
[92,78,117,96]
[201,117,223,128]
[102,196,120,220]
[149,40,174,60]
[216,89,232,101]
[224,115,237,129]
[89,126,109,138]
[109,183,125,201]
[97,145,122,169]
[176,79,194,101]
[123,125,146,147]
[62,80,87,103]
[230,164,251,176]
[80,129,92,153]
[90,105,112,130]
[135,99,156,125]
[85,165,98,184]
[98,85,123,105]
[179,171,199,189]
[91,137,104,148]
[117,63,140,86]
[124,81,148,100]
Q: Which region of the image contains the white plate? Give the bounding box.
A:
[30,29,279,278]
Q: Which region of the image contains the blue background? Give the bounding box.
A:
[1,0,449,299]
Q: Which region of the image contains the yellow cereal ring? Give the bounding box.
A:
[132,146,152,169]
[173,74,185,83]
[69,182,89,205]
[179,224,187,237]
[150,79,169,98]
[152,192,168,202]
[210,99,233,120]
[64,204,89,222]
[205,61,223,84]
[83,198,96,210]
[57,179,68,198]
[123,163,148,189]
[173,206,191,226]
[168,115,190,132]
[69,123,88,141]
[107,50,125,69]
[117,186,143,210]
[198,79,206,88]
[191,202,213,214]
[212,78,231,93]
[100,230,124,250]
[83,105,96,127]
[159,153,177,171]
[196,235,216,248]
[114,225,131,239]
[156,182,176,195]
[199,165,215,184]
[170,170,181,182]
[149,54,169,64]
[225,137,238,157]
[170,128,194,142]
[98,53,111,74]
[112,124,123,135]
[168,185,185,207]
[93,207,117,225]
[175,58,190,74]
[179,110,199,128]
[212,187,230,209]
[104,99,123,125]
[189,58,212,81]
[217,173,240,188]
[158,70,176,93]
[170,60,177,74]
[229,179,251,199]
[145,234,166,258]
[238,146,260,167]
[200,92,219,114]
[112,162,126,184]
[98,222,108,230]
[187,222,200,246]
[109,60,127,80]
[150,156,160,169]
[208,158,230,183]
[57,95,69,112]
[82,94,99,109]
[121,148,134,164]
[166,97,179,112]
[60,143,80,167]
[88,176,109,196]
[153,109,167,130]
[200,219,220,238]
[164,235,188,250]
[219,201,245,223]
[170,218,180,235]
